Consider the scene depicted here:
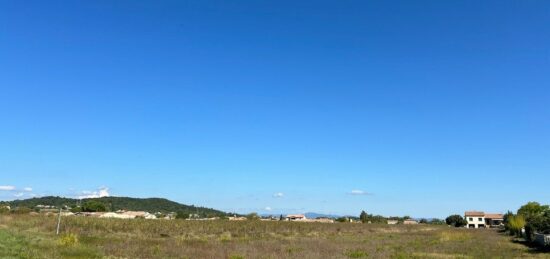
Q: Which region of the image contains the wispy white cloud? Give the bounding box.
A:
[0,185,16,191]
[348,190,372,196]
[272,192,284,198]
[77,187,110,199]
[264,206,273,211]
[0,185,37,199]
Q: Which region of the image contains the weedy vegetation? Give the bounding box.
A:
[0,214,548,258]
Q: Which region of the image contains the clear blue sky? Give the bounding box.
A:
[1,0,549,218]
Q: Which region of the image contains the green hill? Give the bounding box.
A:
[6,196,229,217]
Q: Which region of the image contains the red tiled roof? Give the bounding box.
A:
[465,211,485,217]
[484,213,503,219]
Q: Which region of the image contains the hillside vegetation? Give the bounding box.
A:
[6,196,228,216]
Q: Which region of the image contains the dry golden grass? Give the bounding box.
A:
[0,214,548,258]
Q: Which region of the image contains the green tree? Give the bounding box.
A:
[335,217,348,223]
[279,214,284,221]
[11,207,32,214]
[518,202,549,218]
[246,212,260,220]
[517,202,550,241]
[429,218,445,225]
[525,210,550,236]
[419,218,428,224]
[175,211,189,219]
[369,215,387,224]
[503,211,514,224]
[70,206,83,213]
[359,211,368,223]
[506,214,526,237]
[81,201,107,212]
[445,214,467,227]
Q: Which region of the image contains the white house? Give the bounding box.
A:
[465,211,485,228]
[465,211,504,228]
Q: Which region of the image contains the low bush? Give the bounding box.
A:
[58,233,79,246]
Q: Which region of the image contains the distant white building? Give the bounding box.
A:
[403,219,418,225]
[228,216,247,221]
[100,211,157,219]
[286,214,307,221]
[100,212,135,219]
[312,217,335,223]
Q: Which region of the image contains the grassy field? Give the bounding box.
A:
[0,214,548,259]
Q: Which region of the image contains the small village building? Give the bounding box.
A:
[313,217,335,223]
[163,212,177,220]
[286,214,307,221]
[387,220,398,225]
[228,216,247,221]
[100,212,135,219]
[403,219,418,225]
[98,211,157,219]
[123,211,157,219]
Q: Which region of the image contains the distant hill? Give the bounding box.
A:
[305,212,341,219]
[260,212,342,219]
[7,196,229,216]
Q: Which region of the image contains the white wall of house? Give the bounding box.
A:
[465,215,485,228]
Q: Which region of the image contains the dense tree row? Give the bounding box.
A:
[356,210,444,224]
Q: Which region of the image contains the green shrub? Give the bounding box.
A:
[58,233,79,246]
[11,207,32,214]
[429,218,446,225]
[445,215,467,227]
[176,211,189,219]
[219,231,232,242]
[81,201,107,212]
[246,213,260,220]
[506,214,525,237]
[0,206,9,214]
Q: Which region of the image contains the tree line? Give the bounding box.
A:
[356,210,445,224]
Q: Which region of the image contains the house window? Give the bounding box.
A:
[478,218,482,221]
[469,217,473,221]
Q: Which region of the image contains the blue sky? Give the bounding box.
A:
[1,0,549,218]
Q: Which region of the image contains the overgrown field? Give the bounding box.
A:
[0,215,547,258]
